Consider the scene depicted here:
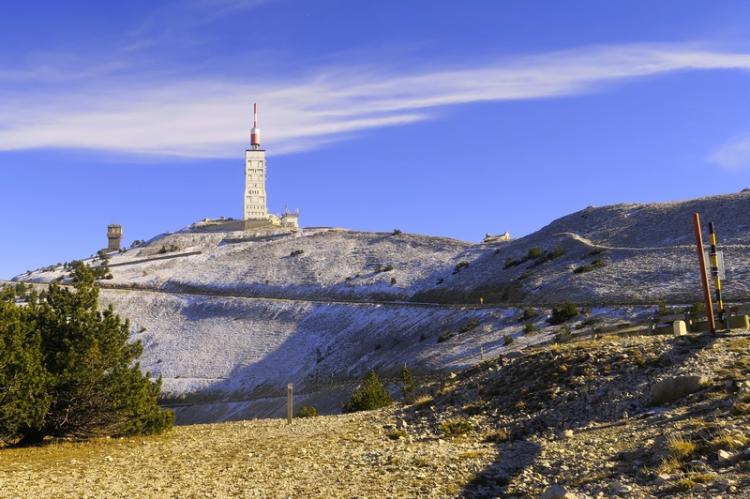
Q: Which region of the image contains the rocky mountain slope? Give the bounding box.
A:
[4,330,749,498]
[12,190,750,423]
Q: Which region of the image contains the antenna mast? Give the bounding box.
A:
[251,102,261,150]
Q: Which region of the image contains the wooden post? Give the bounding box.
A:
[480,346,484,362]
[287,383,293,424]
[693,213,715,333]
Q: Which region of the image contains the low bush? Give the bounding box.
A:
[296,405,318,418]
[290,249,305,257]
[453,261,470,274]
[483,428,510,443]
[573,258,605,274]
[440,419,475,437]
[437,331,455,343]
[549,302,579,325]
[527,247,543,259]
[459,318,479,333]
[392,229,402,235]
[519,307,538,322]
[342,370,392,413]
[386,429,407,440]
[158,244,179,254]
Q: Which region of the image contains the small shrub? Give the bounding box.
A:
[290,249,305,257]
[390,277,397,285]
[386,429,407,440]
[158,244,179,254]
[483,428,510,443]
[392,229,402,235]
[688,302,706,317]
[437,331,455,343]
[549,302,579,324]
[573,258,605,274]
[524,322,536,334]
[527,247,543,259]
[504,257,519,269]
[375,264,394,273]
[503,334,514,346]
[440,419,474,437]
[517,270,532,281]
[657,302,669,316]
[342,370,392,413]
[546,246,566,260]
[453,261,470,274]
[296,405,318,418]
[519,307,538,322]
[557,325,572,342]
[459,318,479,333]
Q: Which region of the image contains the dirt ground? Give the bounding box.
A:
[0,409,494,498]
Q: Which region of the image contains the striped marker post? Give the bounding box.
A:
[708,222,726,326]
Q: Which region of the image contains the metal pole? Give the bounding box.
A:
[693,213,716,333]
[287,383,293,424]
[708,222,725,326]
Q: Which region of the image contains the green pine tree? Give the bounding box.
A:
[0,295,50,445]
[19,262,173,443]
[342,370,392,413]
[399,363,415,402]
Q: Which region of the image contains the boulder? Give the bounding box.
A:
[650,375,708,405]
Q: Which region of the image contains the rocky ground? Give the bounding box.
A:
[0,409,496,498]
[3,328,750,498]
[400,330,750,498]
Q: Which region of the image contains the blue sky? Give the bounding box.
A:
[4,1,750,278]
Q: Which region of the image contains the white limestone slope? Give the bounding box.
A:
[15,190,750,422]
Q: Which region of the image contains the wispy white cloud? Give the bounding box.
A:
[3,43,750,158]
[708,133,750,171]
[125,0,274,52]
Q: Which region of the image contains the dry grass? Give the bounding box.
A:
[667,437,697,460]
[657,436,698,475]
[483,429,510,443]
[675,471,718,490]
[658,457,685,475]
[413,394,433,407]
[710,430,748,450]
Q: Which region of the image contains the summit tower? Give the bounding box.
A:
[243,103,268,222]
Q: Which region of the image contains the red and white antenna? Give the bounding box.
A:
[251,102,261,150]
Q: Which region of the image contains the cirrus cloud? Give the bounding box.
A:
[3,43,750,158]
